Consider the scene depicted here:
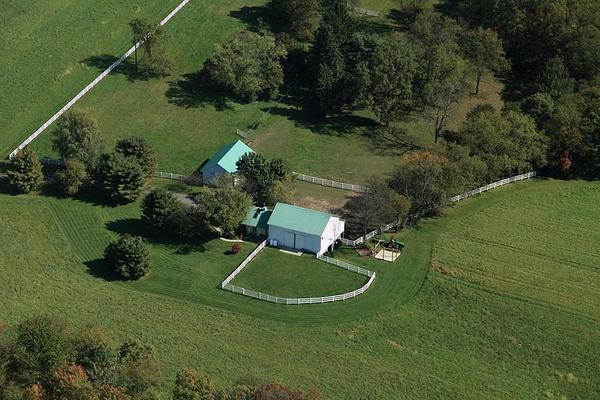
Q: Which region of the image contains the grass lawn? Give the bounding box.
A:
[1,179,599,398]
[0,0,182,157]
[231,247,368,298]
[292,180,354,213]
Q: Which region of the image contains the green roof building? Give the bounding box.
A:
[242,206,272,237]
[201,140,254,183]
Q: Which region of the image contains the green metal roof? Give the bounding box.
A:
[201,140,254,174]
[267,203,338,237]
[242,206,272,230]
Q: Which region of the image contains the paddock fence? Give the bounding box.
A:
[449,171,537,203]
[8,0,191,160]
[220,244,376,305]
[293,173,369,193]
[353,7,381,17]
[220,240,267,289]
[341,171,538,247]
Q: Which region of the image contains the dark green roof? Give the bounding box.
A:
[201,140,254,174]
[267,203,338,236]
[242,206,272,230]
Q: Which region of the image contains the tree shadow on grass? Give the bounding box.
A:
[228,5,274,33]
[263,106,380,137]
[165,72,234,111]
[365,126,424,156]
[84,258,126,282]
[81,54,161,82]
[105,218,210,255]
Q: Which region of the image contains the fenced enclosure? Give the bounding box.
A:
[293,173,369,193]
[220,242,376,305]
[8,0,191,159]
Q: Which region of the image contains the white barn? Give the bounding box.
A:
[266,203,345,256]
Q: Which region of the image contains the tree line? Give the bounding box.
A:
[0,315,323,400]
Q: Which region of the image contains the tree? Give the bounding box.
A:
[359,39,418,125]
[390,151,452,218]
[521,92,555,127]
[172,368,214,400]
[454,108,547,180]
[271,0,321,40]
[535,56,574,100]
[97,153,146,203]
[196,178,253,237]
[204,32,287,102]
[53,364,97,400]
[104,235,152,280]
[53,109,104,171]
[115,137,157,179]
[346,177,411,237]
[174,206,211,241]
[55,159,89,195]
[6,316,72,388]
[309,0,354,117]
[236,154,293,205]
[423,46,469,142]
[130,17,171,76]
[141,189,183,235]
[6,148,44,194]
[116,340,160,397]
[461,27,509,94]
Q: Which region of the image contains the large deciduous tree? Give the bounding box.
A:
[270,0,322,40]
[461,27,509,94]
[129,17,172,76]
[53,109,104,171]
[204,31,287,102]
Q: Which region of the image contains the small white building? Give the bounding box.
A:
[266,203,345,256]
[200,140,254,184]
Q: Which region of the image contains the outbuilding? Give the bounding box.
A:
[266,203,345,256]
[242,206,272,237]
[200,140,254,184]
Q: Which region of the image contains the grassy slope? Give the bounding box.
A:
[232,248,368,297]
[1,179,599,399]
[0,0,181,156]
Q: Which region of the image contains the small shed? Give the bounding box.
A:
[267,203,345,256]
[201,140,254,184]
[242,206,272,237]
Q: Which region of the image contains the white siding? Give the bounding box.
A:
[268,217,345,255]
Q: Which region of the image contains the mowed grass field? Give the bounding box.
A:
[0,0,182,156]
[1,179,599,399]
[231,248,368,297]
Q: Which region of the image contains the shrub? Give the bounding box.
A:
[6,148,44,194]
[104,235,151,280]
[232,244,242,254]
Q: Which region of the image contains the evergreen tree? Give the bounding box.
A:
[309,0,354,117]
[6,148,44,194]
[535,56,574,100]
[141,189,183,235]
[104,235,152,280]
[115,136,157,179]
[96,153,146,203]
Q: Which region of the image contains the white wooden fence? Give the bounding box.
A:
[220,244,376,305]
[154,171,189,181]
[293,173,369,193]
[353,7,381,17]
[221,240,267,289]
[8,0,191,159]
[341,171,538,247]
[449,171,537,203]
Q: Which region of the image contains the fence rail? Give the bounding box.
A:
[220,240,267,288]
[342,171,538,247]
[353,7,381,17]
[449,171,536,203]
[293,173,369,193]
[8,0,191,159]
[154,171,189,181]
[222,273,376,305]
[317,255,375,277]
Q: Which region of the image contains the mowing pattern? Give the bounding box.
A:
[433,179,600,321]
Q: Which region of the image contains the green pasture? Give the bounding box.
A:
[231,247,368,297]
[1,179,599,399]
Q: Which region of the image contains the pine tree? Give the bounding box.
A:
[6,148,44,194]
